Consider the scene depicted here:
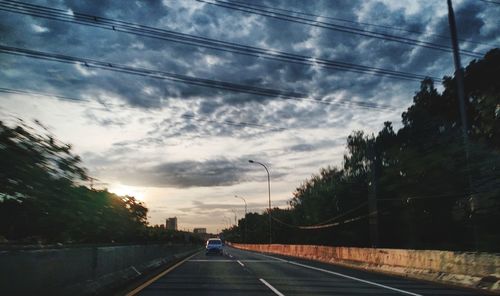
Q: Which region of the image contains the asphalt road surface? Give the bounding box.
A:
[132,246,484,296]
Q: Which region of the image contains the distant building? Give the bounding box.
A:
[166,217,178,231]
[193,228,207,234]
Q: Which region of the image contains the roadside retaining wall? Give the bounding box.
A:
[232,243,500,293]
[0,243,201,295]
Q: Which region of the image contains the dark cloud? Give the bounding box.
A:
[83,109,128,127]
[1,0,498,169]
[145,159,252,188]
[284,136,344,153]
[178,199,291,215]
[86,152,287,188]
[287,143,315,153]
[3,0,493,118]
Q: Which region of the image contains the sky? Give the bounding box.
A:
[0,0,498,233]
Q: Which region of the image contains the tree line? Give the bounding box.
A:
[224,49,500,252]
[0,120,202,245]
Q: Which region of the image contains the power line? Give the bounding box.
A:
[312,201,368,225]
[271,211,375,230]
[0,44,396,111]
[0,1,428,82]
[268,201,368,230]
[298,212,375,230]
[0,87,88,103]
[270,188,499,230]
[213,0,489,57]
[181,114,285,132]
[0,0,442,82]
[270,172,499,230]
[0,87,287,132]
[197,0,485,58]
[222,0,497,48]
[377,188,500,202]
[479,0,500,5]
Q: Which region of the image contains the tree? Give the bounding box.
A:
[224,48,500,251]
[0,120,151,243]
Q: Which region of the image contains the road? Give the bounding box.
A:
[132,246,483,296]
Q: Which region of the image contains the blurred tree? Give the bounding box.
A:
[0,120,190,244]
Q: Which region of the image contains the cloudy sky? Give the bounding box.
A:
[1,0,498,233]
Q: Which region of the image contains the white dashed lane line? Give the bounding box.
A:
[260,278,285,296]
[237,260,245,267]
[256,252,423,296]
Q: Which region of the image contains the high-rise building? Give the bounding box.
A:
[166,217,178,231]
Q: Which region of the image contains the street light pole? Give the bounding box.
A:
[231,209,237,226]
[235,195,247,243]
[249,159,272,244]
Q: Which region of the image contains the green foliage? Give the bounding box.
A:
[226,49,500,251]
[0,120,188,244]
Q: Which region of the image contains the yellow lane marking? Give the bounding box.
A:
[126,251,200,296]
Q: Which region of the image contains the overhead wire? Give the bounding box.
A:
[0,87,88,103]
[197,0,485,58]
[181,114,285,132]
[266,201,369,229]
[222,0,497,49]
[0,0,442,82]
[478,0,500,5]
[0,87,287,132]
[0,44,396,111]
[297,211,376,230]
[310,201,368,225]
[269,187,499,230]
[0,2,492,124]
[271,211,376,230]
[268,168,499,230]
[2,4,494,173]
[376,188,499,202]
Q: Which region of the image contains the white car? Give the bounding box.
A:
[205,238,223,255]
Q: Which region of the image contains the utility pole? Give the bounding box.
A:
[368,140,379,247]
[447,0,477,250]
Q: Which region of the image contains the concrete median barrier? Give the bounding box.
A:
[232,243,500,293]
[0,243,201,295]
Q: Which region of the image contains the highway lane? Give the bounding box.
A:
[133,246,484,296]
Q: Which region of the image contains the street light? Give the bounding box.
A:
[235,195,247,243]
[248,159,272,244]
[231,208,237,226]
